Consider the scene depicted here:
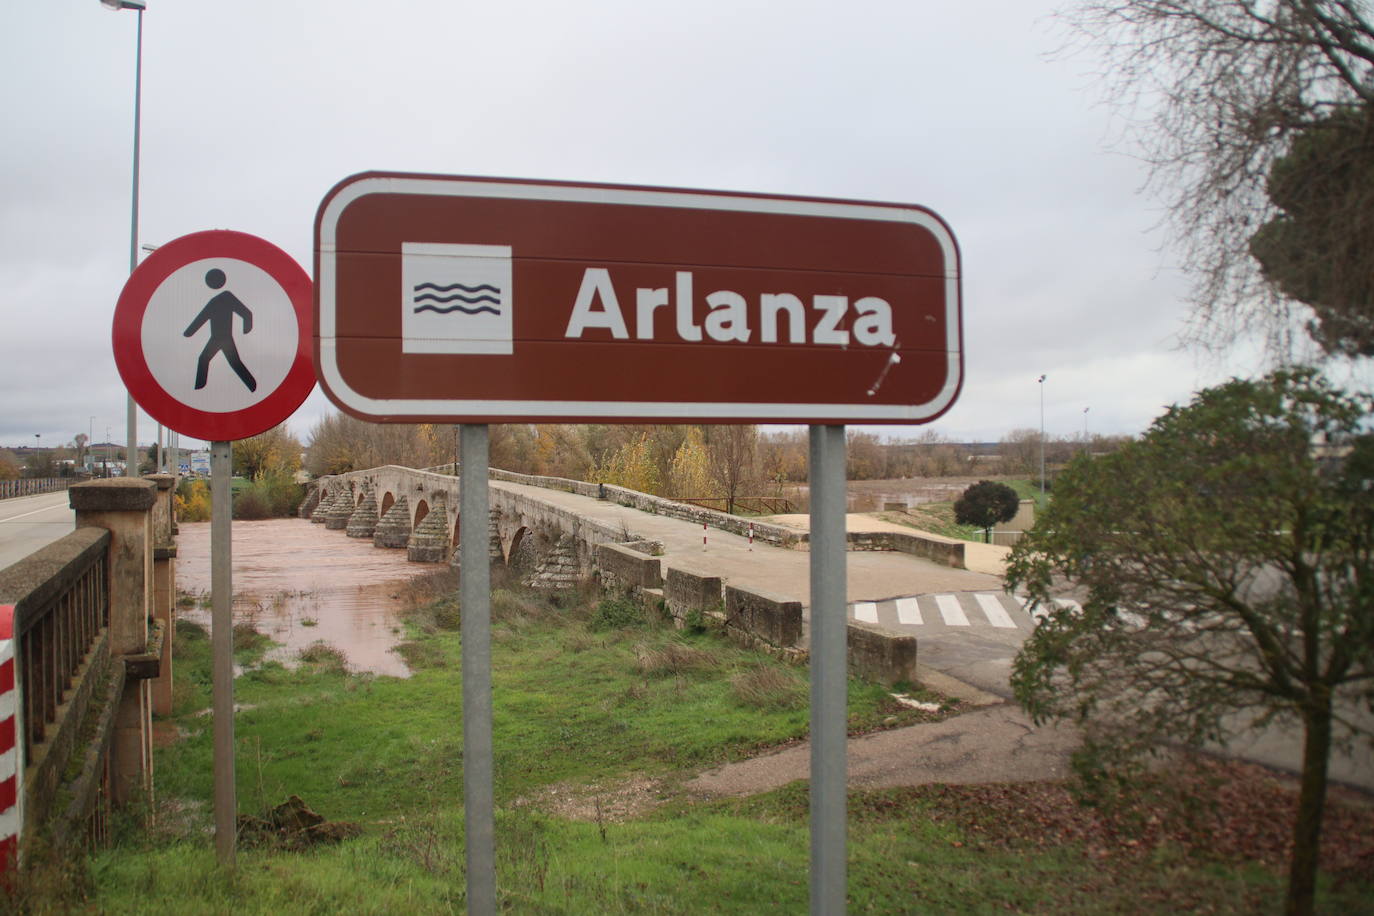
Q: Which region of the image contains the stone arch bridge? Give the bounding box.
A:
[301,466,673,588]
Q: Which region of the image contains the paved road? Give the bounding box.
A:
[0,491,74,572]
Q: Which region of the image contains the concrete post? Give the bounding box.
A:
[69,478,156,804]
[146,475,176,717]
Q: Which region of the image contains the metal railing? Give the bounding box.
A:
[0,478,72,501]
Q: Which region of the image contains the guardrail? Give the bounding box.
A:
[0,479,72,501]
[0,476,175,869]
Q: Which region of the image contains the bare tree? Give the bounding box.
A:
[1061,0,1374,355]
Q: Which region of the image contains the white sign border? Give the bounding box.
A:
[317,175,962,422]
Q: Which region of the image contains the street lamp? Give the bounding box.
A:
[1037,374,1047,496]
[1083,406,1090,444]
[101,0,147,476]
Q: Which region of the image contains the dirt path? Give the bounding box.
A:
[686,703,1080,799]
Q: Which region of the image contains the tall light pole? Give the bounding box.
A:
[89,416,95,472]
[102,0,147,476]
[1037,374,1047,497]
[1083,406,1090,444]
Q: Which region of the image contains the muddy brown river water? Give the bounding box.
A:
[176,518,439,678]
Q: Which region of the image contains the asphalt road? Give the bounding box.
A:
[0,490,74,572]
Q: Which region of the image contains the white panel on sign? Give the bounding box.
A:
[401,243,513,354]
[140,258,298,414]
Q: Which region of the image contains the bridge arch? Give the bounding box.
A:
[414,499,430,528]
[380,492,395,517]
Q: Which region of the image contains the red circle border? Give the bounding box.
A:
[112,230,315,442]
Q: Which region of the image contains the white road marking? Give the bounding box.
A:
[0,503,69,524]
[853,601,879,624]
[974,593,1017,629]
[1010,594,1050,622]
[935,594,969,627]
[894,596,922,625]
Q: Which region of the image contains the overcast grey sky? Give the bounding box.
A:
[0,0,1319,453]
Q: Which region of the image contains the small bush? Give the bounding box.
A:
[634,640,719,677]
[395,639,449,670]
[175,479,212,521]
[233,469,305,520]
[588,597,646,632]
[297,641,349,675]
[730,665,807,710]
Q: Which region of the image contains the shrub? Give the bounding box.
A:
[633,640,719,677]
[588,597,645,632]
[175,479,212,521]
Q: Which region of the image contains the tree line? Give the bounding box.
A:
[298,413,1129,508]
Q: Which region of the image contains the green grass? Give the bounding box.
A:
[58,586,1369,914]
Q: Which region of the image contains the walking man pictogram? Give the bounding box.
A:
[184,268,257,392]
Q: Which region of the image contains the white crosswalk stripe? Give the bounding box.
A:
[973,593,1017,629]
[935,594,970,626]
[845,592,1075,631]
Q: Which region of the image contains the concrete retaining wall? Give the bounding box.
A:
[663,567,722,621]
[724,585,802,648]
[595,543,662,592]
[846,530,965,568]
[847,621,918,686]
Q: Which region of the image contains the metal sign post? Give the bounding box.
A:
[110,229,315,869]
[210,440,236,865]
[313,174,963,913]
[809,425,847,913]
[459,425,495,912]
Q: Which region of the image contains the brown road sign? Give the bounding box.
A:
[315,173,962,424]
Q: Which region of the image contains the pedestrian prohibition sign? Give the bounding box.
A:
[112,230,315,441]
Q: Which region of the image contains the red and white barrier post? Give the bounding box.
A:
[0,605,22,872]
[748,522,754,551]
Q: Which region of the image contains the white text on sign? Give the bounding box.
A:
[564,269,897,347]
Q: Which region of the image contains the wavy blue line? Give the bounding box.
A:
[413,292,500,305]
[413,304,502,316]
[413,282,500,294]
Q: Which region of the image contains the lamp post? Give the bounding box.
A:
[101,0,147,477]
[1083,406,1090,444]
[89,416,95,473]
[1037,374,1046,497]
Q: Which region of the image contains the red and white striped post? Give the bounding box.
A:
[702,521,708,552]
[0,605,21,872]
[748,522,754,551]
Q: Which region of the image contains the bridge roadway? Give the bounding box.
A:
[490,478,1031,689]
[0,490,75,572]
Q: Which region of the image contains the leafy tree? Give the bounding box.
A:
[953,480,1020,542]
[593,432,661,495]
[1061,0,1374,355]
[0,451,20,481]
[233,425,302,480]
[667,427,712,498]
[1006,368,1373,916]
[1250,108,1374,357]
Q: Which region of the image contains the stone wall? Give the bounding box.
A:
[845,530,965,568]
[663,567,723,621]
[724,585,803,648]
[595,543,663,593]
[846,620,918,686]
